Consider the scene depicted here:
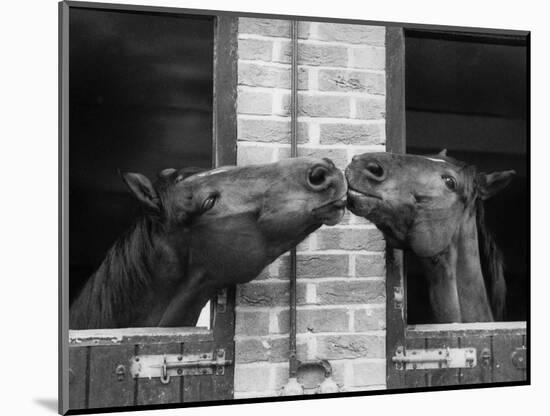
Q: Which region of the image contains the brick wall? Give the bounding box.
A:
[234,18,387,398]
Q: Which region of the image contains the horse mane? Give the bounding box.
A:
[475,199,507,321]
[70,167,206,329]
[69,216,160,329]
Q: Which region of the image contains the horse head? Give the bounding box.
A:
[123,157,346,284]
[345,150,514,257]
[104,157,346,327]
[345,151,515,322]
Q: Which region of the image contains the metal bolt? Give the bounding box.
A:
[177,355,182,361]
[177,369,183,375]
[217,350,224,358]
[135,357,140,362]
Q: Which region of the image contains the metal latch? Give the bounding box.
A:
[393,346,477,370]
[129,349,232,384]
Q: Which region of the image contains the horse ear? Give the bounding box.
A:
[120,171,160,211]
[438,149,448,157]
[477,170,516,200]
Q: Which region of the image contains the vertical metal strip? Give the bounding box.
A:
[289,19,299,378]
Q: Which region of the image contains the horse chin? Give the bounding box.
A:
[312,198,347,226]
[346,189,381,218]
[318,206,346,226]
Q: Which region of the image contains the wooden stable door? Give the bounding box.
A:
[68,310,235,410]
[385,28,529,389]
[397,323,526,387]
[68,289,236,410]
[385,249,526,388]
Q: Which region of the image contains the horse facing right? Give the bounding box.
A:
[70,157,347,329]
[346,150,515,323]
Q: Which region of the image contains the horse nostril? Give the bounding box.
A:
[308,165,329,188]
[365,162,384,180]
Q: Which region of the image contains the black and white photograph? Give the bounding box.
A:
[58,1,530,414]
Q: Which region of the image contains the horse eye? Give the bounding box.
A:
[201,196,217,212]
[442,175,457,191]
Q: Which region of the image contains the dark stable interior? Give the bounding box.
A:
[69,8,214,303]
[404,32,528,323]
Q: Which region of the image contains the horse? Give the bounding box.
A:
[345,150,515,323]
[70,157,347,329]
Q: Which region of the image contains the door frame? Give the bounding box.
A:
[59,3,238,412]
[384,26,530,390]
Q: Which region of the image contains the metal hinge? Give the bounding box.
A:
[216,288,227,313]
[511,346,526,369]
[393,346,477,370]
[393,286,404,310]
[129,349,232,384]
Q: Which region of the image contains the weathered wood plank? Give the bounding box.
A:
[88,345,135,409]
[68,346,88,410]
[458,335,492,385]
[384,25,407,391]
[135,343,181,405]
[385,248,406,389]
[404,337,428,388]
[213,15,238,168]
[492,332,526,382]
[183,341,214,402]
[408,321,526,336]
[386,26,406,155]
[211,285,236,400]
[69,327,213,347]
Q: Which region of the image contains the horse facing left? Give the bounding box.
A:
[70,157,347,329]
[346,150,515,323]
